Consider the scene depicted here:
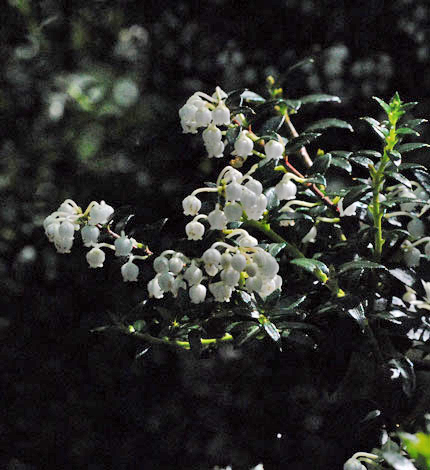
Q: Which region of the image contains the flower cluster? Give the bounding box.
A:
[44,199,149,282]
[147,238,282,304]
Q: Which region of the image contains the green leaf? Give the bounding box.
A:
[403,118,428,130]
[396,127,420,136]
[400,432,430,464]
[397,142,430,153]
[387,150,402,167]
[338,259,386,275]
[270,295,307,317]
[278,98,302,112]
[331,157,352,173]
[373,96,391,114]
[240,90,266,103]
[266,242,287,257]
[276,212,313,222]
[399,162,427,171]
[263,320,281,347]
[380,450,418,470]
[355,149,383,159]
[350,156,374,168]
[401,101,418,112]
[412,169,430,194]
[226,126,240,145]
[360,116,388,139]
[286,56,315,74]
[299,93,341,105]
[385,171,412,188]
[342,184,372,208]
[331,150,353,159]
[260,115,285,134]
[388,357,416,397]
[264,187,280,211]
[389,268,416,287]
[290,257,329,274]
[305,118,353,132]
[304,173,327,186]
[284,132,321,153]
[308,153,332,175]
[346,303,367,331]
[234,324,261,347]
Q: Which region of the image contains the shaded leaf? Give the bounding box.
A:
[284,132,321,153]
[347,302,367,331]
[396,127,420,136]
[299,93,341,105]
[339,259,386,275]
[286,56,315,74]
[399,162,427,171]
[380,451,417,470]
[373,96,391,114]
[388,357,416,397]
[360,117,388,139]
[385,171,412,188]
[304,173,327,186]
[403,118,428,130]
[234,324,261,347]
[305,118,353,132]
[412,169,430,194]
[260,115,285,134]
[331,150,353,159]
[350,156,374,168]
[343,184,372,208]
[264,186,280,211]
[360,409,381,424]
[355,149,382,158]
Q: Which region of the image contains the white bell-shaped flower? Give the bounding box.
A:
[86,247,106,268]
[207,204,227,230]
[205,140,225,158]
[182,195,201,216]
[89,201,114,225]
[202,123,222,145]
[185,220,205,240]
[264,139,284,160]
[202,248,222,265]
[234,131,254,157]
[231,253,246,272]
[209,281,233,302]
[158,272,175,292]
[54,236,74,254]
[225,178,243,202]
[189,284,207,304]
[153,256,169,273]
[220,267,240,286]
[407,218,426,238]
[169,256,184,274]
[212,102,230,126]
[114,232,133,257]
[184,262,203,286]
[403,246,421,267]
[195,106,212,127]
[147,277,164,299]
[244,178,263,196]
[224,202,243,222]
[58,220,75,239]
[81,225,100,247]
[275,179,297,201]
[121,261,139,282]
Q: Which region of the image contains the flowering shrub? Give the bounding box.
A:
[44,74,430,465]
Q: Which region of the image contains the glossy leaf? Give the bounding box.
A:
[388,268,416,288]
[412,169,430,193]
[396,127,420,136]
[397,142,430,153]
[304,173,327,186]
[380,451,418,470]
[388,357,416,397]
[350,156,374,168]
[290,257,329,274]
[263,320,281,347]
[331,150,353,159]
[342,184,372,209]
[373,96,391,114]
[305,118,353,132]
[264,187,280,211]
[331,157,352,173]
[266,242,287,257]
[360,116,388,139]
[385,171,412,188]
[299,93,341,105]
[308,153,332,175]
[240,90,266,104]
[338,259,386,275]
[403,118,428,130]
[284,132,321,153]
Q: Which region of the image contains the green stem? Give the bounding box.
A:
[94,325,234,351]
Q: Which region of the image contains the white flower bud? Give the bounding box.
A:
[231,253,246,272]
[212,102,230,126]
[202,124,222,145]
[209,281,233,302]
[148,277,164,299]
[274,274,282,290]
[205,263,219,277]
[169,256,184,274]
[182,195,201,216]
[195,107,212,127]
[403,290,416,304]
[81,225,100,247]
[265,139,284,160]
[220,252,232,268]
[237,234,258,247]
[260,255,279,279]
[54,236,74,254]
[58,220,75,239]
[172,277,186,297]
[245,262,258,277]
[246,275,263,292]
[179,103,197,122]
[246,194,268,221]
[114,233,133,257]
[121,261,139,282]
[46,221,60,242]
[403,247,421,267]
[425,241,430,257]
[189,284,207,304]
[207,204,227,230]
[223,168,243,183]
[184,262,203,286]
[89,201,114,226]
[301,226,317,244]
[224,202,243,222]
[244,178,263,196]
[220,267,240,286]
[205,140,225,158]
[275,179,297,201]
[186,220,205,240]
[258,279,277,299]
[225,179,243,201]
[234,131,253,157]
[86,247,105,268]
[158,272,175,292]
[240,188,257,210]
[343,458,366,470]
[202,248,222,265]
[153,256,169,273]
[407,218,426,238]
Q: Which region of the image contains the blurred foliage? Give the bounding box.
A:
[1,0,430,468]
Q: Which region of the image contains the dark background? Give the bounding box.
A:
[1,1,430,468]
